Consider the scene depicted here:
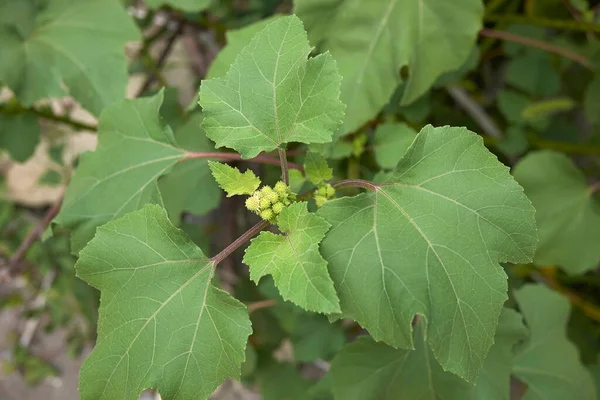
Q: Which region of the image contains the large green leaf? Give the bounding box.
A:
[0,113,40,162]
[513,151,600,274]
[76,205,252,400]
[158,113,221,222]
[295,0,483,135]
[372,122,417,169]
[244,202,340,314]
[331,309,526,399]
[199,15,345,159]
[318,125,537,382]
[145,0,211,12]
[0,0,139,115]
[513,284,596,400]
[206,15,282,80]
[55,92,186,253]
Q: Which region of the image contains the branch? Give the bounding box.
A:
[6,198,63,275]
[278,148,289,185]
[0,104,97,131]
[479,28,595,70]
[484,13,600,33]
[246,299,277,314]
[211,220,269,266]
[183,151,304,171]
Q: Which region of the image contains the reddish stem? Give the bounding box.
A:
[479,28,594,70]
[184,151,303,171]
[210,220,269,266]
[333,179,379,191]
[278,148,289,185]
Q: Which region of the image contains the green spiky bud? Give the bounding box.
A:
[325,184,335,198]
[272,202,284,214]
[265,190,279,204]
[274,181,288,196]
[260,208,274,221]
[260,186,275,197]
[259,197,271,209]
[315,195,328,208]
[245,196,260,212]
[282,198,291,206]
[317,186,327,196]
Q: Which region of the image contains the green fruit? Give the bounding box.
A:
[259,198,271,208]
[260,209,274,221]
[265,190,279,204]
[274,181,288,195]
[245,196,260,212]
[325,184,335,197]
[315,195,328,207]
[272,202,284,214]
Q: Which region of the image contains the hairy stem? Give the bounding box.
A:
[278,148,289,185]
[479,28,594,70]
[333,179,379,191]
[211,220,269,266]
[183,151,303,171]
[0,104,97,131]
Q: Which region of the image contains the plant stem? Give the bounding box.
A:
[479,28,595,70]
[246,299,277,313]
[6,197,63,275]
[278,148,289,185]
[484,13,600,32]
[333,179,378,191]
[183,151,303,171]
[211,220,269,266]
[589,181,600,194]
[0,104,97,131]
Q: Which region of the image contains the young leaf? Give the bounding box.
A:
[208,161,261,197]
[304,152,333,184]
[199,15,345,159]
[295,0,483,134]
[0,113,40,162]
[513,151,600,274]
[206,15,282,80]
[513,284,596,399]
[331,309,527,399]
[54,91,186,253]
[318,125,537,382]
[76,205,252,400]
[373,122,417,169]
[0,0,139,115]
[243,202,340,314]
[158,113,221,222]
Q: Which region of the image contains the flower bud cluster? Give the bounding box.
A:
[245,181,295,222]
[314,183,335,207]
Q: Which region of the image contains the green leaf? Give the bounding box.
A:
[585,74,600,126]
[55,91,186,254]
[208,161,261,197]
[199,15,345,159]
[505,52,560,97]
[304,152,333,184]
[244,202,340,314]
[318,125,537,381]
[331,309,527,399]
[513,151,600,274]
[0,113,40,162]
[257,362,311,400]
[0,0,139,115]
[497,89,530,124]
[513,284,596,400]
[296,0,483,134]
[145,0,211,12]
[76,205,252,400]
[373,122,417,169]
[158,113,221,222]
[206,15,282,79]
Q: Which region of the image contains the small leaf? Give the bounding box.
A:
[0,0,140,115]
[76,205,252,400]
[331,309,527,400]
[199,15,345,158]
[373,122,417,169]
[208,161,261,197]
[513,284,596,400]
[244,202,340,314]
[318,125,537,381]
[0,113,40,162]
[513,151,600,274]
[304,152,333,184]
[55,91,186,254]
